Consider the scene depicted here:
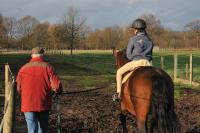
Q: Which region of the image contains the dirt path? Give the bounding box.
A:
[11,86,200,133]
[176,89,200,133]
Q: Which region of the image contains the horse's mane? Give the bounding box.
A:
[118,49,128,59]
[115,49,129,68]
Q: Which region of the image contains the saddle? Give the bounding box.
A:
[122,60,152,84]
[122,71,134,85]
[122,67,141,84]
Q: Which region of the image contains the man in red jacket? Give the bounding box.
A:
[16,47,62,133]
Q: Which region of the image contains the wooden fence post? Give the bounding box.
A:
[174,54,177,81]
[186,63,188,79]
[160,56,164,69]
[4,64,9,107]
[3,64,16,133]
[189,54,193,84]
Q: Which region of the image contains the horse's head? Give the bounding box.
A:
[113,49,129,69]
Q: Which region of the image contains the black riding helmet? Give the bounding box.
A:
[131,19,146,29]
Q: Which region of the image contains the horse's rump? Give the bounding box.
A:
[121,66,177,132]
[121,66,154,117]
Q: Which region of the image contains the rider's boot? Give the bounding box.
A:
[112,93,121,102]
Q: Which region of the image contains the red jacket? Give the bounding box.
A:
[16,57,62,112]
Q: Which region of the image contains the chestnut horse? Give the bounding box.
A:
[114,50,177,133]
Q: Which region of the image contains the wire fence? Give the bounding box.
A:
[152,53,200,85]
[1,51,199,95]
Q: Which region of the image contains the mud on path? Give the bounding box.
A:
[14,85,200,133]
[176,88,200,133]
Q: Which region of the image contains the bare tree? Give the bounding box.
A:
[62,7,87,55]
[139,14,164,47]
[31,22,50,48]
[139,14,163,33]
[85,29,102,49]
[48,24,65,49]
[185,19,200,33]
[0,13,7,48]
[185,19,200,48]
[17,16,39,49]
[3,17,17,40]
[102,26,123,51]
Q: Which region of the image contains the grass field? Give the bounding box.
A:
[0,50,200,98]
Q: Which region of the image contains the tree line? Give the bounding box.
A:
[0,8,200,55]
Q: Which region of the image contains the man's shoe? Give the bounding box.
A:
[112,93,121,102]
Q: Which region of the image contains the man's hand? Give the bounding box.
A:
[56,84,63,95]
[56,88,63,95]
[51,84,63,96]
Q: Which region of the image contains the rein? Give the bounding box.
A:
[52,94,61,133]
[61,85,108,95]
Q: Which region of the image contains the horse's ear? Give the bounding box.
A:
[113,50,119,57]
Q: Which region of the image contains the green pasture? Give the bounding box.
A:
[0,50,200,98]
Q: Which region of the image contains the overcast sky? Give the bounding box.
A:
[0,0,199,31]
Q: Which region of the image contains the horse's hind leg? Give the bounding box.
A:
[119,112,128,133]
[137,120,147,133]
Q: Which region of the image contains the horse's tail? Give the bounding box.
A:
[150,72,178,133]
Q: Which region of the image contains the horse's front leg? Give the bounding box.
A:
[119,113,128,133]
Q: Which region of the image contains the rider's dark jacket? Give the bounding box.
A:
[126,32,154,61]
